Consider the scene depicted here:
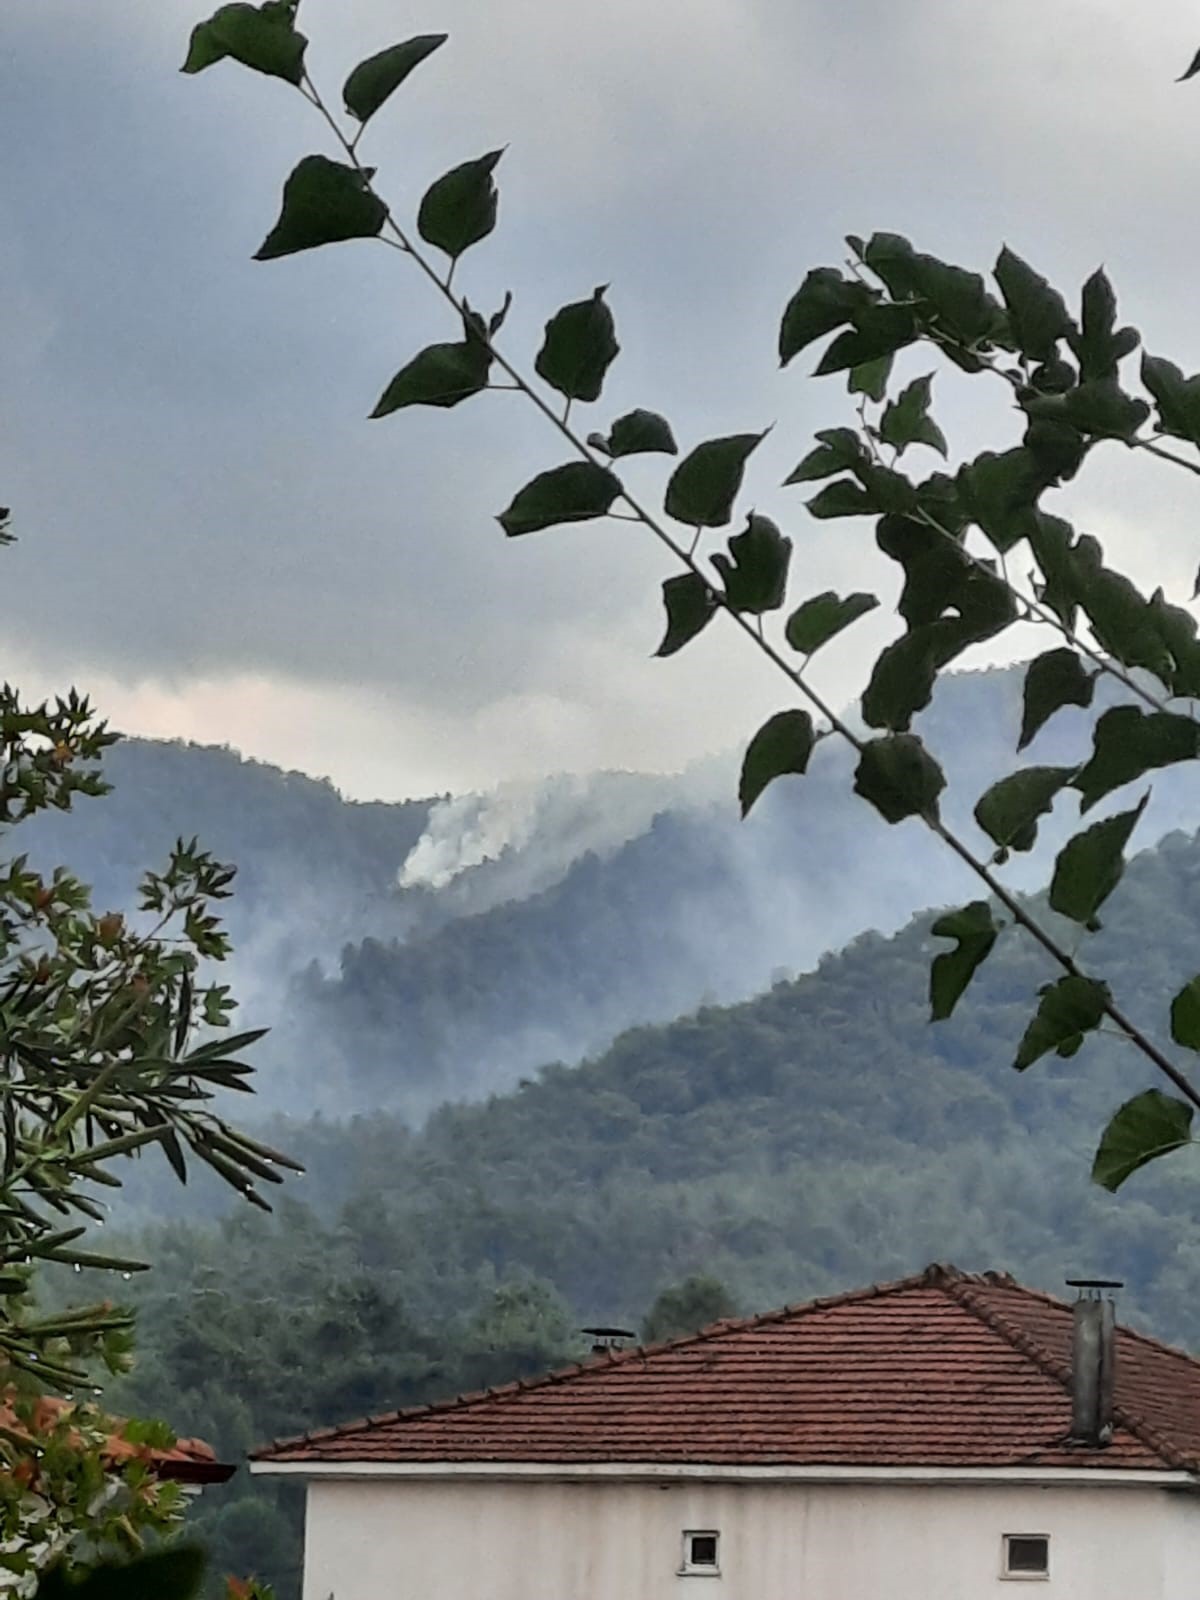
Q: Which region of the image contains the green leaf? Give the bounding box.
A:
[974,766,1074,857]
[1023,418,1087,486]
[1066,268,1139,383]
[853,733,946,824]
[1014,974,1109,1070]
[182,1,306,82]
[778,268,877,367]
[534,287,620,404]
[1048,793,1147,930]
[1024,378,1149,441]
[955,448,1042,553]
[814,304,919,375]
[1171,976,1200,1050]
[1072,538,1175,682]
[343,34,447,122]
[784,428,868,485]
[863,232,1005,348]
[785,591,878,655]
[370,337,490,415]
[861,622,965,732]
[804,479,874,519]
[254,155,388,260]
[1019,647,1094,750]
[604,409,677,458]
[1073,706,1200,812]
[848,353,893,401]
[739,710,815,817]
[993,246,1073,363]
[655,573,717,658]
[1141,353,1200,447]
[664,432,766,528]
[1027,512,1080,631]
[712,514,792,614]
[418,149,503,260]
[929,902,998,1021]
[878,375,948,458]
[1178,46,1200,81]
[1092,1090,1194,1191]
[497,461,621,537]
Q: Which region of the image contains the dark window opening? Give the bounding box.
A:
[1004,1535,1049,1577]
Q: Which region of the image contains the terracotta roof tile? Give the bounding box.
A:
[254,1265,1200,1473]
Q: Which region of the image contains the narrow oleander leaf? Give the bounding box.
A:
[739,710,815,817]
[1171,976,1200,1050]
[778,268,877,366]
[370,338,490,415]
[1093,1091,1194,1192]
[785,591,878,655]
[1179,46,1200,81]
[1015,975,1109,1071]
[994,246,1073,363]
[929,902,998,1022]
[183,0,307,82]
[418,149,503,259]
[255,155,387,260]
[665,432,766,528]
[535,286,620,403]
[814,304,919,375]
[1073,706,1200,811]
[1048,793,1148,930]
[1141,353,1200,447]
[784,428,868,485]
[606,409,677,458]
[497,461,621,537]
[974,766,1074,857]
[853,733,946,824]
[343,34,448,122]
[878,375,948,458]
[848,353,892,401]
[1019,647,1094,750]
[805,479,874,519]
[655,573,717,658]
[712,514,792,614]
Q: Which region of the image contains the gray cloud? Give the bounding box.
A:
[4,0,1200,795]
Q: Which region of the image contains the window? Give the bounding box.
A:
[679,1531,720,1575]
[1002,1535,1049,1580]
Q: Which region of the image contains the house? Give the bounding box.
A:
[252,1264,1200,1599]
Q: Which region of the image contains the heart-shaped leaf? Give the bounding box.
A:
[712,514,792,615]
[498,461,621,537]
[665,432,766,528]
[853,733,945,824]
[418,150,503,260]
[1015,975,1109,1070]
[370,338,490,415]
[1073,705,1200,812]
[785,591,878,655]
[1048,793,1147,930]
[535,287,620,404]
[655,573,717,658]
[183,0,307,83]
[604,410,677,458]
[255,155,388,260]
[343,34,448,123]
[739,710,816,817]
[1093,1090,1194,1191]
[929,901,998,1021]
[974,766,1074,858]
[778,269,877,367]
[1019,647,1093,750]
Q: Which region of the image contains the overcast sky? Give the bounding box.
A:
[4,0,1200,799]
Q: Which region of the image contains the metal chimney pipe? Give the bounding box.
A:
[1066,1280,1121,1447]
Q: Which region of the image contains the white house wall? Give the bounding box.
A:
[301,1476,1197,1600]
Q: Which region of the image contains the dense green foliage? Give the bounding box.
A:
[101,814,1200,1594]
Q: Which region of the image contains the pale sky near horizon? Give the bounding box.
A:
[5,0,1200,800]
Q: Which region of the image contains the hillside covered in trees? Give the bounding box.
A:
[100,812,1200,1594]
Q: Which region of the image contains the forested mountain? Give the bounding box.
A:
[101,817,1200,1596]
[24,665,1200,1119]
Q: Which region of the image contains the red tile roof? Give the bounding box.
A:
[5,1394,234,1485]
[254,1265,1200,1473]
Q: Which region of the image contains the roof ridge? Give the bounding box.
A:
[940,1275,1194,1472]
[252,1265,960,1460]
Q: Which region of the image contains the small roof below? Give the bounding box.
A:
[254,1265,1200,1475]
[6,1394,234,1485]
